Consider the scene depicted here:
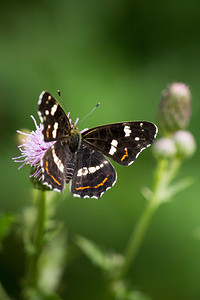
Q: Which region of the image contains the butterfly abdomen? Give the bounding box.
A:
[65,156,75,183]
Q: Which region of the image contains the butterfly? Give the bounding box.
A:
[38,91,158,198]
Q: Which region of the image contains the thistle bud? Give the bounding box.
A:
[152,137,177,160]
[30,166,51,191]
[157,83,191,135]
[173,130,196,159]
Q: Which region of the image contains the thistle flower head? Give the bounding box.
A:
[157,82,192,135]
[13,116,55,180]
[152,137,177,160]
[173,130,196,159]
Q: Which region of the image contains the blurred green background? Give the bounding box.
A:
[0,0,200,299]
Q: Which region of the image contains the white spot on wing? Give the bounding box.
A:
[77,167,88,177]
[73,193,81,198]
[77,160,109,177]
[51,104,58,116]
[45,110,49,115]
[88,167,96,173]
[140,122,144,131]
[38,91,45,105]
[109,139,118,156]
[109,146,116,155]
[111,139,118,147]
[52,145,64,173]
[52,122,58,139]
[135,137,140,141]
[124,125,131,137]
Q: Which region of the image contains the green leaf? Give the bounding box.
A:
[141,187,153,201]
[75,235,124,277]
[166,177,194,201]
[0,282,12,300]
[75,235,106,269]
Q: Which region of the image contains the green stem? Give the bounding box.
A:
[121,159,170,277]
[166,158,181,184]
[25,190,46,291]
[35,190,46,268]
[121,196,159,277]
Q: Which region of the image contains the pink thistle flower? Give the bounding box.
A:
[13,112,87,190]
[13,115,55,180]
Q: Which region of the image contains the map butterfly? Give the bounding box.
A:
[38,91,158,198]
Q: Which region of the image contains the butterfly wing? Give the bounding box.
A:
[38,91,71,142]
[41,141,75,192]
[82,121,158,166]
[71,142,117,198]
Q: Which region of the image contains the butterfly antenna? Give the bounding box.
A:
[78,102,100,124]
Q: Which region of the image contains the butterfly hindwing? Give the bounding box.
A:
[38,91,71,142]
[82,121,158,166]
[71,142,117,198]
[42,141,74,191]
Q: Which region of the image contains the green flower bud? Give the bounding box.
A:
[30,167,51,191]
[157,83,191,135]
[152,137,177,160]
[173,130,196,159]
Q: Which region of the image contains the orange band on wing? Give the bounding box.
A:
[121,148,128,161]
[76,175,109,191]
[46,127,50,139]
[45,160,61,186]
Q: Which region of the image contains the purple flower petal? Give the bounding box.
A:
[13,116,55,179]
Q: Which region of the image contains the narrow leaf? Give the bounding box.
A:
[75,235,105,269]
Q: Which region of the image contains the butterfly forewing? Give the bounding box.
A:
[38,91,71,142]
[82,122,158,166]
[71,142,117,198]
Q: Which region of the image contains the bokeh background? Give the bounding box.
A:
[1,0,200,299]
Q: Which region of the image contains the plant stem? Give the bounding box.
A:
[166,158,181,184]
[121,194,159,277]
[25,190,46,291]
[121,159,170,277]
